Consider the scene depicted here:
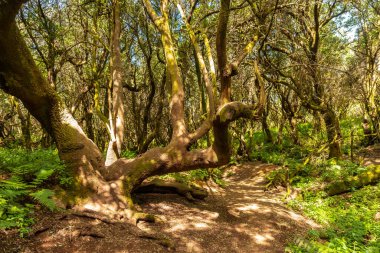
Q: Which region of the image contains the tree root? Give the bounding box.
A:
[79,231,105,238]
[69,210,114,224]
[67,204,171,247]
[133,178,208,201]
[59,178,192,225]
[132,211,162,224]
[138,233,173,249]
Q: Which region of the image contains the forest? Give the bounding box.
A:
[0,0,379,252]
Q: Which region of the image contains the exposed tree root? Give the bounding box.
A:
[132,212,161,224]
[79,231,105,238]
[69,211,115,224]
[69,205,172,247]
[133,178,208,201]
[33,226,51,236]
[138,233,173,249]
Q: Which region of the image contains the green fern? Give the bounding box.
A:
[29,189,57,211]
[32,169,55,186]
[0,148,66,235]
[0,177,31,190]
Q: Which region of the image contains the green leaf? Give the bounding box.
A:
[29,189,57,211]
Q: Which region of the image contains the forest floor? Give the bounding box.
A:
[360,143,380,166]
[0,162,319,253]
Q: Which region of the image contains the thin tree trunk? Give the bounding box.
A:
[106,0,124,165]
[262,114,273,144]
[277,117,284,145]
[323,109,342,159]
[289,118,300,145]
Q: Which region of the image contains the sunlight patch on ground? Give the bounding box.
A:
[159,204,174,210]
[235,223,248,233]
[289,211,304,221]
[185,240,202,252]
[254,233,274,245]
[256,198,280,204]
[236,203,259,211]
[83,203,101,212]
[193,222,209,229]
[170,223,187,232]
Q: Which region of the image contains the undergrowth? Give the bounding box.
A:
[0,148,70,236]
[160,168,227,188]
[286,183,380,252]
[249,120,379,252]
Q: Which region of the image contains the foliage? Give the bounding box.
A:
[120,150,138,159]
[286,183,380,253]
[249,122,379,252]
[160,168,227,188]
[250,118,366,190]
[0,148,70,236]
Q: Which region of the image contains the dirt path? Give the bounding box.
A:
[137,162,318,253]
[361,144,380,166]
[0,162,318,253]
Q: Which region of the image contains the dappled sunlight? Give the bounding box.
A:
[159,153,169,160]
[24,212,170,253]
[136,162,318,252]
[363,158,380,166]
[253,233,275,245]
[83,203,102,212]
[236,203,259,211]
[170,223,187,232]
[185,240,203,253]
[193,222,209,229]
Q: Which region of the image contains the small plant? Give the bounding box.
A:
[0,148,70,236]
[287,183,380,252]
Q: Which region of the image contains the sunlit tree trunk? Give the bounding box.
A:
[106,0,125,166]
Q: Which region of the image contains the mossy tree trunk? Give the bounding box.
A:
[0,0,127,216]
[0,0,265,219]
[323,109,342,159]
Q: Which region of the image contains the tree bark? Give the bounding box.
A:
[0,4,117,214]
[323,109,342,159]
[11,98,32,150]
[106,0,125,166]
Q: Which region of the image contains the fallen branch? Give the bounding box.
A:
[324,165,380,196]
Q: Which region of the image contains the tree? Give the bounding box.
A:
[350,0,380,144]
[264,0,347,158]
[0,0,264,220]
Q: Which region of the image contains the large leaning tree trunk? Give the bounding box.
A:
[0,0,264,220]
[0,0,130,217]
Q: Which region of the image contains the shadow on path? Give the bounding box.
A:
[137,162,319,253]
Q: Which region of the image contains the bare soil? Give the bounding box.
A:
[0,162,318,253]
[360,143,380,166]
